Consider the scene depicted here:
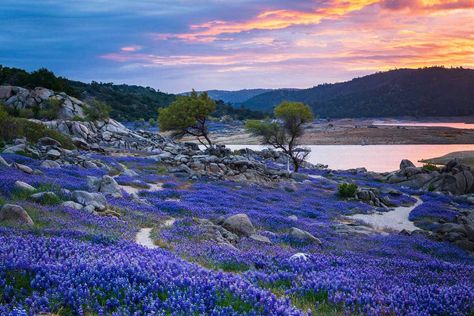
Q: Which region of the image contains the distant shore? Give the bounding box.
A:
[196,117,474,146]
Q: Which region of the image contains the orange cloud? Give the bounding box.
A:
[155,0,473,42]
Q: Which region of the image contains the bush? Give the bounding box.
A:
[422,163,439,172]
[0,115,75,149]
[84,100,111,121]
[338,183,358,198]
[38,99,62,120]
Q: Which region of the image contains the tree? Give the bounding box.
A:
[158,90,216,148]
[245,101,313,172]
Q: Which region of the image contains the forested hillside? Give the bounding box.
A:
[242,67,474,117]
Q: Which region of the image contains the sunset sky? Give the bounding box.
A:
[0,0,473,92]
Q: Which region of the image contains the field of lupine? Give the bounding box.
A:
[0,152,473,315]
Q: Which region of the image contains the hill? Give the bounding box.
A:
[200,89,273,104]
[0,65,176,122]
[241,67,474,117]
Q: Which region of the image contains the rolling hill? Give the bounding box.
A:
[241,67,474,117]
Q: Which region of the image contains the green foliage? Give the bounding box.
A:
[0,115,75,150]
[241,67,474,117]
[84,100,111,121]
[428,183,436,192]
[274,101,313,124]
[213,100,266,120]
[245,102,313,172]
[0,103,8,121]
[158,90,216,146]
[73,81,176,121]
[422,163,439,172]
[38,98,62,120]
[338,183,358,198]
[0,65,79,97]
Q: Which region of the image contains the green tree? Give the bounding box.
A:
[84,100,112,121]
[158,90,216,148]
[245,101,313,172]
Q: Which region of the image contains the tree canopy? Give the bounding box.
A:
[158,91,216,147]
[246,101,313,172]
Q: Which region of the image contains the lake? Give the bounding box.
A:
[226,144,474,172]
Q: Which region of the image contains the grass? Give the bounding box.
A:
[0,116,75,149]
[216,290,255,314]
[291,290,344,315]
[11,183,63,205]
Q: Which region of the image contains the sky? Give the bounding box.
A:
[0,0,473,93]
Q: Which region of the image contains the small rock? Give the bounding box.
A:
[0,204,34,226]
[30,192,58,204]
[46,149,62,159]
[38,137,62,147]
[289,227,322,245]
[0,155,10,167]
[289,253,309,261]
[2,144,26,154]
[41,160,61,169]
[13,163,33,174]
[61,201,83,210]
[14,181,36,192]
[288,215,298,221]
[249,234,272,244]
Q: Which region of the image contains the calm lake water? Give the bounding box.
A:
[226,144,474,172]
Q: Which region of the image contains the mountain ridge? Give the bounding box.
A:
[241,67,474,117]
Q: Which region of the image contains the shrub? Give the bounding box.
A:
[0,117,75,149]
[338,183,358,198]
[422,163,439,172]
[84,100,111,121]
[38,98,62,120]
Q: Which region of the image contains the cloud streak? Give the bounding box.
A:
[0,0,472,92]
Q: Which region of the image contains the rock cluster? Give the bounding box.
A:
[42,119,167,152]
[354,187,395,208]
[194,213,275,249]
[429,210,474,251]
[387,159,474,195]
[63,190,118,216]
[2,137,107,170]
[0,86,86,119]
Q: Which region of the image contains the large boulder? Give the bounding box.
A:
[87,175,122,198]
[289,227,322,245]
[72,190,107,211]
[400,159,416,170]
[37,137,62,147]
[0,204,34,226]
[222,214,255,237]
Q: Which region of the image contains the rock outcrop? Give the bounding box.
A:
[0,86,86,119]
[387,159,474,195]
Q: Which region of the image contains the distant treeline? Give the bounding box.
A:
[241,67,474,118]
[0,65,266,122]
